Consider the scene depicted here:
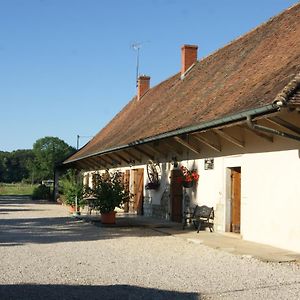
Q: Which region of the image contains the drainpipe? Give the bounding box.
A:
[246,115,300,142]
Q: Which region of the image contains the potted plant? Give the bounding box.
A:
[92,170,131,224]
[177,165,199,188]
[60,169,85,214]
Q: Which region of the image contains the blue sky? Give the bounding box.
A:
[0,0,298,151]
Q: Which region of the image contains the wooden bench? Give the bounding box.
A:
[182,205,214,233]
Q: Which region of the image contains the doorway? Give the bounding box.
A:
[122,170,130,213]
[230,167,241,233]
[170,169,183,222]
[132,168,144,215]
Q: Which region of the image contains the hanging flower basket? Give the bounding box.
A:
[177,165,199,188]
[145,181,160,190]
[182,180,194,188]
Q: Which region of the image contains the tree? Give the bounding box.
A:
[0,150,34,183]
[31,137,75,182]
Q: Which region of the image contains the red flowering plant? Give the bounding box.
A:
[177,165,199,185]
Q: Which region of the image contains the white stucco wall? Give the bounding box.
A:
[195,149,300,253]
[82,124,300,253]
[241,149,300,252]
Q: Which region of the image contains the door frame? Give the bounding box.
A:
[131,168,144,215]
[225,167,241,234]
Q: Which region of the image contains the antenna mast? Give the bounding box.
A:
[131,42,143,87]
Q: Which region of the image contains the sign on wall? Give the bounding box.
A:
[204,158,214,170]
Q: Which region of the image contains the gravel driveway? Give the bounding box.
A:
[0,196,300,300]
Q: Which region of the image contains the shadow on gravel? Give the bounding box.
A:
[0,216,174,246]
[0,195,56,205]
[0,284,201,300]
[0,208,44,213]
[0,195,194,246]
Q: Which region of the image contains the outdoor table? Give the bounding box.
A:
[83,196,97,215]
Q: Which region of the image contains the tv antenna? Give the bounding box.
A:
[131,41,149,87]
[76,134,94,150]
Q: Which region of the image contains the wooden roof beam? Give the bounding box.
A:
[162,140,183,155]
[213,129,245,148]
[124,150,142,163]
[173,136,201,154]
[150,142,168,157]
[74,160,88,170]
[99,156,113,166]
[89,156,106,168]
[266,117,300,135]
[75,157,100,171]
[191,134,221,152]
[134,146,155,160]
[241,125,273,143]
[112,153,130,164]
[142,144,165,157]
[105,154,121,166]
[95,157,109,168]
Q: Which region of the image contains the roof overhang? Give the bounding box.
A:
[64,103,281,166]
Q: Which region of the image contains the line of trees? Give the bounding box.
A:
[0,137,76,183]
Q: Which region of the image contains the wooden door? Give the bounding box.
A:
[231,167,241,233]
[170,169,183,222]
[123,170,130,213]
[133,169,144,215]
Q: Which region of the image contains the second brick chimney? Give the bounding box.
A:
[137,75,150,101]
[181,44,198,78]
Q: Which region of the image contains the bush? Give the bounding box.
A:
[59,169,85,207]
[32,184,51,200]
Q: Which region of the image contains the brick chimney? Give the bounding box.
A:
[137,75,150,101]
[181,44,198,78]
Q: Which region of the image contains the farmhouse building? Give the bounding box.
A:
[64,3,300,253]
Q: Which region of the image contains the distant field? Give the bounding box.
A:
[0,183,37,195]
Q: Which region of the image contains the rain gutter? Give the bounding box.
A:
[64,103,279,165]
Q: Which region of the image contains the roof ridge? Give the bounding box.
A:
[273,72,300,105]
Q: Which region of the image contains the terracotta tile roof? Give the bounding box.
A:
[65,3,300,163]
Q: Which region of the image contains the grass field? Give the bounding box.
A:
[0,183,38,195]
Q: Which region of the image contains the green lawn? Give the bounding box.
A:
[0,183,38,195]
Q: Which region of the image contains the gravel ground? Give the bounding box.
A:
[1,196,300,300]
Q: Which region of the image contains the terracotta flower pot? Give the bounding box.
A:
[69,205,80,214]
[182,181,194,188]
[101,211,116,224]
